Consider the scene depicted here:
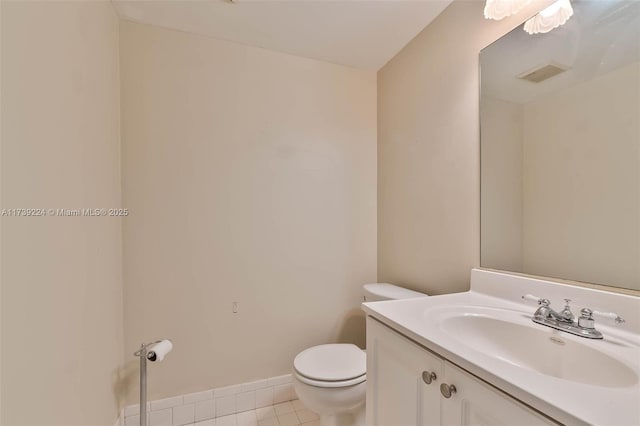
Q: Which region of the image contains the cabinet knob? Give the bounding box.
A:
[440,383,457,398]
[421,371,437,385]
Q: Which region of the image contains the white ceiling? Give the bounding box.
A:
[112,0,452,70]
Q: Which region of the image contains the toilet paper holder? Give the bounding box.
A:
[133,340,173,426]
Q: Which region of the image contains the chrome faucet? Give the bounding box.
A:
[523,295,625,340]
[534,298,574,323]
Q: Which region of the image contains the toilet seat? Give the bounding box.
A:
[294,344,366,388]
[294,370,366,388]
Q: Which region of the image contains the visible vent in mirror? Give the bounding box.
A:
[518,63,569,83]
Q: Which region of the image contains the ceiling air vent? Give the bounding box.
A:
[518,63,569,83]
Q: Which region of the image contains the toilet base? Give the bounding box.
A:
[292,372,366,426]
[319,404,365,426]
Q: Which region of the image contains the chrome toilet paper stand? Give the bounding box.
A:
[133,340,168,426]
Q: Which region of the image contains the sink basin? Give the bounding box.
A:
[437,308,638,388]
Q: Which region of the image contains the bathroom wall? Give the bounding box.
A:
[120,21,377,402]
[377,0,554,295]
[1,2,123,425]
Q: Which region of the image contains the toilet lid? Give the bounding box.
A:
[294,344,366,382]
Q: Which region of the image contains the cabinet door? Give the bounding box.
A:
[440,362,558,426]
[366,317,443,426]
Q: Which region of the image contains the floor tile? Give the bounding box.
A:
[301,421,320,426]
[290,400,305,412]
[194,420,215,426]
[255,406,276,421]
[294,409,318,424]
[273,402,294,416]
[276,412,299,426]
[257,417,279,426]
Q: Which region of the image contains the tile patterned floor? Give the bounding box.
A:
[190,400,320,426]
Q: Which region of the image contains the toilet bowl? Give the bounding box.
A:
[293,344,366,426]
[292,283,427,426]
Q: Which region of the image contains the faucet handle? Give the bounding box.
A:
[578,308,595,329]
[559,299,575,322]
[592,310,625,325]
[522,294,547,305]
[580,307,593,317]
[522,294,543,305]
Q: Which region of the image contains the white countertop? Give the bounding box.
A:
[361,269,640,426]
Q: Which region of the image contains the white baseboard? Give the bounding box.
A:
[121,374,295,426]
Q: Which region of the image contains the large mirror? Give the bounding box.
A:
[480,0,640,291]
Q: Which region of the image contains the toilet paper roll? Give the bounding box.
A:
[147,339,173,362]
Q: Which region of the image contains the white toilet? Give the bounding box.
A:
[292,283,427,426]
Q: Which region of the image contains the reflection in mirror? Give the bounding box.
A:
[480,0,640,291]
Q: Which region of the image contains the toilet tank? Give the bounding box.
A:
[363,283,427,302]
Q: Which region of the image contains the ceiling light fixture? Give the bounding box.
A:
[484,0,531,20]
[524,0,574,34]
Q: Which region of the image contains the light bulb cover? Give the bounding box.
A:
[484,0,532,20]
[524,0,574,34]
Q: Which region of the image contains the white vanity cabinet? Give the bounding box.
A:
[366,315,443,426]
[439,361,557,426]
[366,317,557,426]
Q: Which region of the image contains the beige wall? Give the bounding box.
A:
[480,97,523,272]
[377,0,553,295]
[522,62,640,290]
[1,2,123,425]
[120,21,377,401]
